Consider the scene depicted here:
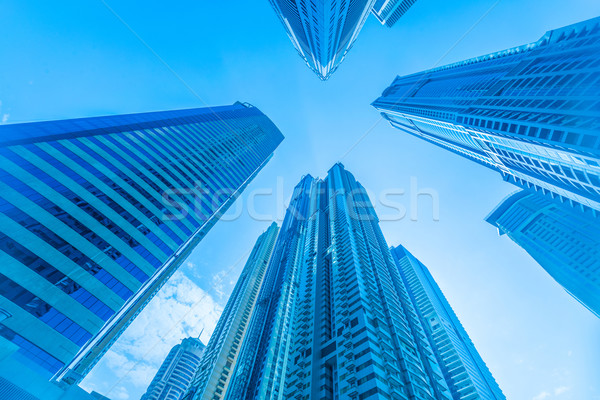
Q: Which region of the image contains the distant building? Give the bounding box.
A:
[371,0,417,27]
[89,392,112,400]
[190,163,505,400]
[0,102,284,388]
[184,224,278,400]
[142,337,206,400]
[267,0,376,80]
[373,17,600,212]
[391,245,506,399]
[486,190,600,318]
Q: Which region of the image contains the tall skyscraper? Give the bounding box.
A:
[142,337,206,400]
[268,0,377,80]
[0,102,284,388]
[184,223,279,400]
[187,163,502,400]
[373,17,600,212]
[390,246,505,400]
[371,0,417,27]
[486,190,600,318]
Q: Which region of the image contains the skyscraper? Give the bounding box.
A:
[371,0,417,27]
[268,0,377,80]
[486,190,600,318]
[373,17,600,212]
[390,246,505,400]
[184,223,279,400]
[190,163,502,400]
[0,102,284,387]
[142,337,206,400]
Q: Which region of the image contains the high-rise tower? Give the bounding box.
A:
[0,103,284,387]
[142,337,206,400]
[373,17,600,212]
[190,163,503,400]
[185,223,279,400]
[486,190,600,318]
[371,0,417,27]
[391,246,505,400]
[268,0,377,80]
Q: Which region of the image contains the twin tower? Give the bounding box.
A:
[180,164,505,400]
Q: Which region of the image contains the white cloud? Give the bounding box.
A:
[110,386,130,400]
[531,386,570,400]
[104,350,134,371]
[533,392,551,400]
[0,101,7,124]
[554,386,569,396]
[212,269,227,299]
[81,270,222,399]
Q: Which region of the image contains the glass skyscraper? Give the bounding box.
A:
[391,246,505,400]
[188,163,503,400]
[0,102,284,387]
[373,17,600,212]
[184,223,279,400]
[486,190,600,318]
[142,337,206,400]
[267,0,377,80]
[371,0,417,27]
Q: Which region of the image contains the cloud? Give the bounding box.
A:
[104,350,134,371]
[212,269,227,299]
[110,386,130,400]
[533,392,551,400]
[554,386,569,396]
[81,270,223,399]
[0,101,7,124]
[531,386,570,400]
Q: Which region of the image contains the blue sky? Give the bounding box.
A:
[2,0,600,399]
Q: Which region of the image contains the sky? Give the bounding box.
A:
[1,0,600,399]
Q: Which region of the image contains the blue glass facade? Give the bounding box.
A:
[373,17,600,212]
[185,223,279,400]
[391,246,505,400]
[486,190,600,318]
[0,102,284,385]
[371,0,417,27]
[212,164,502,400]
[268,0,377,80]
[0,374,103,400]
[142,337,206,400]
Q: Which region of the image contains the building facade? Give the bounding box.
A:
[185,223,279,400]
[0,376,108,400]
[191,163,503,400]
[373,17,600,212]
[142,337,206,400]
[390,246,505,400]
[0,102,284,387]
[268,0,377,80]
[486,190,600,318]
[371,0,417,27]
